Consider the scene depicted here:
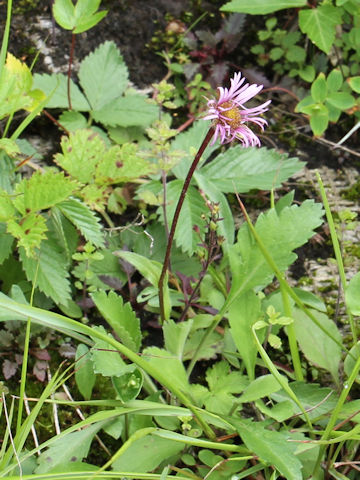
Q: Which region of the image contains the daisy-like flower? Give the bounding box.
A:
[204,72,271,146]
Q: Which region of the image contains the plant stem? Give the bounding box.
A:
[67,32,76,110]
[158,126,214,323]
[0,0,12,78]
[316,171,357,345]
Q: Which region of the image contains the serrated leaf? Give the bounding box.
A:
[235,419,303,480]
[228,200,324,300]
[199,145,304,193]
[95,143,154,184]
[92,94,159,127]
[75,344,95,400]
[7,213,47,256]
[54,129,106,184]
[57,198,104,248]
[13,171,77,214]
[79,41,128,110]
[293,308,342,384]
[183,329,223,361]
[0,138,21,156]
[90,325,129,376]
[0,191,15,221]
[159,180,206,255]
[221,0,306,14]
[19,237,71,305]
[91,290,141,352]
[33,73,90,111]
[299,5,343,54]
[35,421,106,473]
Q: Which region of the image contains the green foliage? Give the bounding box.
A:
[221,0,307,15]
[53,0,107,34]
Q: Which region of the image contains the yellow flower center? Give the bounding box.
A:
[221,101,242,128]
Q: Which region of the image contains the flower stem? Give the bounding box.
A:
[158,126,214,323]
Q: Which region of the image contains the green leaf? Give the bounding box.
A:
[13,171,77,214]
[326,92,356,110]
[0,223,13,264]
[293,308,342,384]
[112,368,143,402]
[298,65,315,83]
[235,419,303,480]
[220,0,307,14]
[58,111,88,131]
[92,95,159,127]
[19,237,71,305]
[90,325,130,377]
[54,129,106,183]
[112,431,184,473]
[308,104,329,136]
[311,73,327,103]
[159,180,206,255]
[142,347,190,395]
[299,5,343,54]
[183,329,223,361]
[33,73,90,111]
[75,344,95,400]
[35,421,106,473]
[52,0,76,30]
[0,190,15,221]
[199,145,304,193]
[91,290,141,352]
[348,76,360,93]
[79,41,128,110]
[73,10,107,34]
[238,374,284,403]
[57,198,104,248]
[163,319,192,360]
[228,291,262,380]
[228,200,324,300]
[346,272,360,315]
[327,69,343,92]
[7,213,48,256]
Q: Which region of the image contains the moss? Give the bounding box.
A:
[342,180,360,201]
[13,0,41,15]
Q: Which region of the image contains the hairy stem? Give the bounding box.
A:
[158,126,214,323]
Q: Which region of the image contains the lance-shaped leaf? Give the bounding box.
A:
[221,0,307,15]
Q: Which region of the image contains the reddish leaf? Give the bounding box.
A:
[3,359,18,379]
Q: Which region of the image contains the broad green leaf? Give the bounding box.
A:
[255,399,294,422]
[112,431,184,473]
[79,41,128,110]
[73,10,107,34]
[271,382,337,421]
[326,92,356,110]
[75,344,95,400]
[228,291,262,380]
[159,180,206,255]
[235,419,303,480]
[204,360,248,415]
[343,342,360,382]
[49,208,79,264]
[183,329,223,361]
[12,171,77,214]
[238,374,284,403]
[52,0,76,30]
[293,309,342,384]
[199,145,304,193]
[58,111,87,131]
[92,95,159,127]
[228,200,324,301]
[7,213,47,256]
[309,104,329,136]
[35,421,106,473]
[327,69,343,92]
[299,5,343,54]
[348,76,360,93]
[142,347,190,395]
[57,198,104,248]
[0,223,13,264]
[221,0,307,14]
[95,143,154,184]
[311,73,327,103]
[91,290,141,352]
[90,325,130,377]
[54,129,106,184]
[19,237,71,305]
[0,191,15,221]
[33,73,90,111]
[346,272,360,315]
[292,287,326,313]
[0,138,20,157]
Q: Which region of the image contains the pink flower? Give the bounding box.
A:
[203,72,271,146]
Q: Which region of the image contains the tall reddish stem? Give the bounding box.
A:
[158,126,215,323]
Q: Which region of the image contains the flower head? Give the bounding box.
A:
[203,72,271,146]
